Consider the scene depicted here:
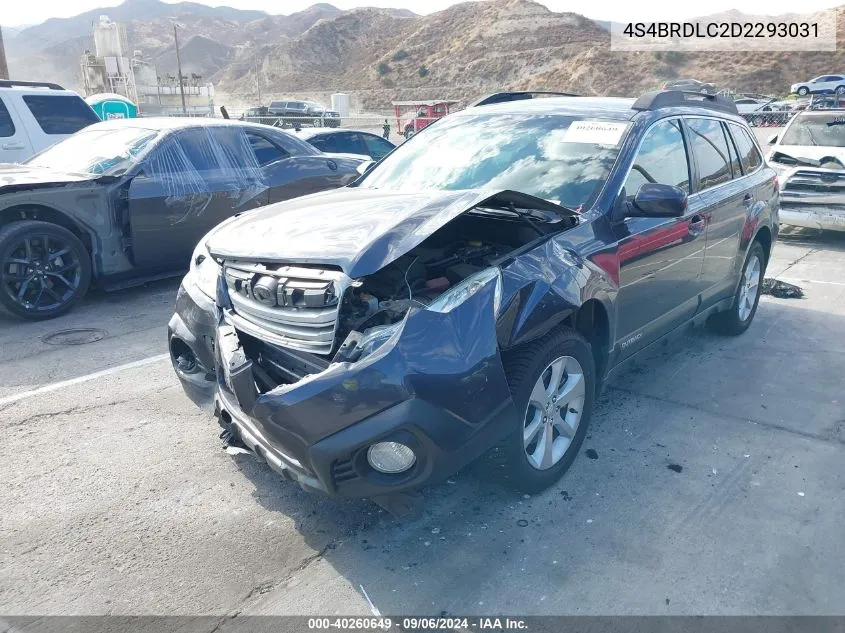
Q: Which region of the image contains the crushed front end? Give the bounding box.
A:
[779,167,845,232]
[167,233,532,500]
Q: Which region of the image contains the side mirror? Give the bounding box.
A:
[629,183,687,218]
[355,160,375,176]
[767,134,778,145]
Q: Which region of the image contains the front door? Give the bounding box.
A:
[613,117,706,359]
[128,127,268,270]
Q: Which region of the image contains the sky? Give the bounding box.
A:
[1,0,843,29]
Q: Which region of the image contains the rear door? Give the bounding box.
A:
[685,117,748,306]
[0,95,32,163]
[613,117,706,358]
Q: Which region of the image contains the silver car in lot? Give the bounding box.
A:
[767,110,845,231]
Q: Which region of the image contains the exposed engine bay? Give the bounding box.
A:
[334,208,572,360]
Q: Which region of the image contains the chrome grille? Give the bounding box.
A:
[223,262,351,355]
[784,169,845,192]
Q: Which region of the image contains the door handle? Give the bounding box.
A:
[688,215,706,235]
[2,142,25,150]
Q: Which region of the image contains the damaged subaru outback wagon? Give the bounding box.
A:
[169,90,779,514]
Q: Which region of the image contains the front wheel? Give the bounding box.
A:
[404,128,415,140]
[797,86,809,96]
[501,328,595,493]
[0,220,91,320]
[708,241,766,336]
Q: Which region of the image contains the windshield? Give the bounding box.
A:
[27,127,159,175]
[359,113,628,209]
[781,114,845,147]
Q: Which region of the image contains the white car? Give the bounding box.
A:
[790,75,845,97]
[0,80,100,163]
[734,97,776,115]
[767,109,845,231]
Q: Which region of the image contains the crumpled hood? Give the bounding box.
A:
[0,164,97,192]
[770,144,845,166]
[206,187,533,278]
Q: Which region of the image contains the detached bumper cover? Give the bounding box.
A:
[168,276,518,498]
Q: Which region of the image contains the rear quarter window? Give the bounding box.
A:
[686,118,733,190]
[0,98,15,137]
[22,95,99,135]
[728,123,763,174]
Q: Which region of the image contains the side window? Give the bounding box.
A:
[361,134,394,160]
[246,132,290,166]
[309,135,341,154]
[145,130,219,177]
[686,118,732,190]
[341,132,367,155]
[623,119,690,199]
[722,122,743,177]
[0,98,15,137]
[175,129,221,172]
[22,95,100,135]
[728,123,763,174]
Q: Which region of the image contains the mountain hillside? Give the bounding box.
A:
[5,0,845,109]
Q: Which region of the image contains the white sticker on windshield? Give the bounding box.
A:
[564,121,629,146]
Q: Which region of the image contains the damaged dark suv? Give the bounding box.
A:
[169,90,779,514]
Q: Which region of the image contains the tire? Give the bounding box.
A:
[837,86,845,95]
[0,220,91,320]
[501,327,595,493]
[404,128,414,140]
[708,241,766,336]
[797,86,809,96]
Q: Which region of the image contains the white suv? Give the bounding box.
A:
[0,80,100,163]
[790,75,845,97]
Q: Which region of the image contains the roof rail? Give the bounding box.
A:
[0,80,65,90]
[471,91,579,107]
[632,90,738,115]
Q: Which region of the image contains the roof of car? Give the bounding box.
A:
[460,97,639,121]
[83,117,279,132]
[460,94,745,122]
[295,128,377,140]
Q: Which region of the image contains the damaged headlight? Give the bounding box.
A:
[358,323,401,361]
[427,267,502,315]
[189,240,220,299]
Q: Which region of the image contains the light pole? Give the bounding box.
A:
[172,22,187,115]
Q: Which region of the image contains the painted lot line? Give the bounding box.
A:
[0,353,169,408]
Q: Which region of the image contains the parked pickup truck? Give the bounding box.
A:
[169,89,778,516]
[267,100,341,127]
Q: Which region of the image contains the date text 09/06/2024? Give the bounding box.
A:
[306,617,529,630]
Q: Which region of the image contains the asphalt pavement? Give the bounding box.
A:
[1,208,844,616]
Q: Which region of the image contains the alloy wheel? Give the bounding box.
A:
[1,233,83,314]
[737,253,761,322]
[522,355,586,470]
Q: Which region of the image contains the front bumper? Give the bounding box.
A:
[779,203,845,231]
[168,277,517,499]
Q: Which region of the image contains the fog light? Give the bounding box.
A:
[367,442,416,474]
